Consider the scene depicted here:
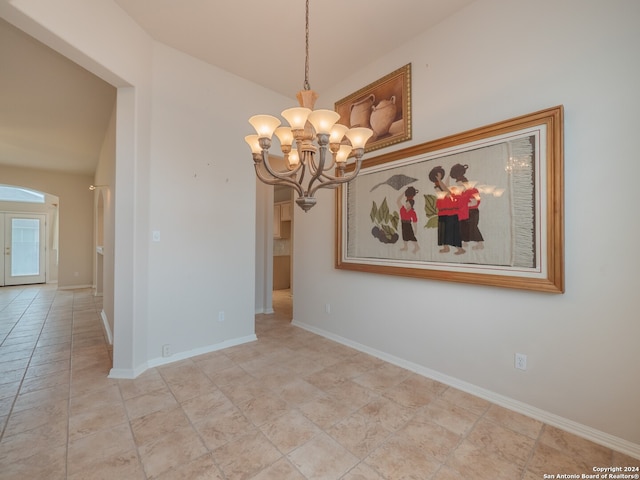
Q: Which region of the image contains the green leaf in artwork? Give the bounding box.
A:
[391,212,399,230]
[425,216,439,229]
[380,198,389,221]
[424,194,438,217]
[369,196,400,242]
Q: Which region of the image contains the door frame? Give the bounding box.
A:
[2,212,47,286]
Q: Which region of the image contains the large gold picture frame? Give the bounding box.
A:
[335,64,411,153]
[336,106,564,293]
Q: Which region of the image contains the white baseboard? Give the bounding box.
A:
[108,363,148,380]
[146,334,258,369]
[100,309,112,345]
[57,283,92,290]
[108,334,258,379]
[292,319,640,460]
[255,307,275,314]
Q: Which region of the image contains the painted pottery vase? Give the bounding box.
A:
[370,96,396,137]
[349,93,375,128]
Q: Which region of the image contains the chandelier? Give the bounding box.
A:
[245,0,373,212]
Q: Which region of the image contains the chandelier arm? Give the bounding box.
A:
[304,133,336,176]
[305,140,329,194]
[261,151,295,181]
[280,149,305,177]
[313,171,346,184]
[307,163,348,184]
[255,166,306,199]
[324,154,336,171]
[270,158,302,178]
[262,148,303,178]
[253,164,285,186]
[305,154,319,176]
[287,161,305,176]
[256,152,304,197]
[308,160,363,197]
[296,150,312,194]
[307,150,336,175]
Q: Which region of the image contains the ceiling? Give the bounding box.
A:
[0,18,117,176]
[113,0,476,98]
[0,0,475,176]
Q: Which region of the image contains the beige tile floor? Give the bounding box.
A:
[0,285,638,479]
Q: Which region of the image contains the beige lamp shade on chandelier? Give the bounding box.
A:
[245,0,373,212]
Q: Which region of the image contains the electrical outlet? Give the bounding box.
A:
[218,311,225,322]
[325,303,331,314]
[515,353,527,370]
[162,344,171,357]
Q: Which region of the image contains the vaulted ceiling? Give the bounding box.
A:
[113,0,476,98]
[0,1,475,175]
[0,17,116,175]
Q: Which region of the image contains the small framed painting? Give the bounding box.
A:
[335,64,411,153]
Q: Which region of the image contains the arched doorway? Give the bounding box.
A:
[0,184,59,286]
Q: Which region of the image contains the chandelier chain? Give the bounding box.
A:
[304,0,310,91]
[245,0,373,211]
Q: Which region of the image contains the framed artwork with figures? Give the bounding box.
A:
[336,106,564,293]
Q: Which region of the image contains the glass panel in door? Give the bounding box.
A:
[0,214,4,287]
[3,214,46,285]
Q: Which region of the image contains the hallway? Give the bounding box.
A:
[0,285,637,479]
[271,288,292,321]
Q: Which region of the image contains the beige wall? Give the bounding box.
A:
[0,166,94,287]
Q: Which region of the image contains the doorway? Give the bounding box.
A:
[273,185,293,320]
[0,213,46,286]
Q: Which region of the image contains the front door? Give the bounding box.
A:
[1,213,46,286]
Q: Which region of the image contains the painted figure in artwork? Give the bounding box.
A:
[450,163,484,250]
[428,166,465,255]
[397,186,420,253]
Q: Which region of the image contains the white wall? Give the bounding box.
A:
[145,42,290,362]
[292,0,640,454]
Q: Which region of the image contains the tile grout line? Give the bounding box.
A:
[66,289,121,479]
[153,363,212,479]
[522,423,546,480]
[117,372,151,479]
[65,289,77,480]
[0,287,54,444]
